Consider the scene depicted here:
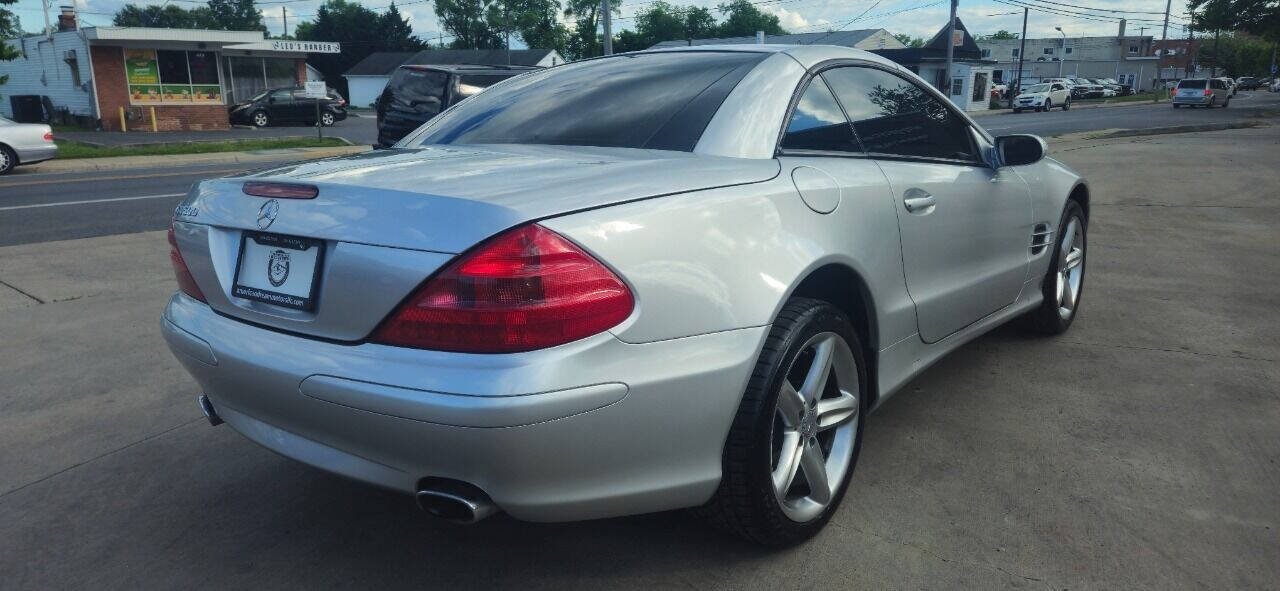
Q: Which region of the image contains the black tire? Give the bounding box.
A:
[1209,97,1216,108]
[695,298,867,546]
[1062,99,1071,111]
[1013,108,1022,114]
[1021,200,1087,335]
[251,110,270,127]
[320,111,336,126]
[0,144,16,175]
[1223,97,1230,108]
[1173,103,1182,108]
[1044,99,1052,112]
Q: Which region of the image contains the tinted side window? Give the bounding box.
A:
[388,69,448,106]
[781,77,858,153]
[822,67,975,162]
[269,90,292,102]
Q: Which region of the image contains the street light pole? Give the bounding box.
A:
[1157,0,1172,101]
[1055,26,1066,77]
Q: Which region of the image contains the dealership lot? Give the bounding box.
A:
[1,125,1277,589]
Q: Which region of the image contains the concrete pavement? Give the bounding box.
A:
[1,126,1278,590]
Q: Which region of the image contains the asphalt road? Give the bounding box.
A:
[1,92,1276,248]
[0,163,252,247]
[2,126,1277,590]
[977,89,1280,136]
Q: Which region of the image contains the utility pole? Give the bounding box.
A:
[1157,0,1172,100]
[41,0,52,38]
[943,0,957,93]
[602,0,613,55]
[282,6,288,38]
[1011,7,1027,108]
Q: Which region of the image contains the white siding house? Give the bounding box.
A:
[1,30,97,119]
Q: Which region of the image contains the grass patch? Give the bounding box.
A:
[54,136,349,159]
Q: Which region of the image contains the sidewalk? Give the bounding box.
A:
[29,145,371,174]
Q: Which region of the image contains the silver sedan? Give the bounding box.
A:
[0,116,57,175]
[162,45,1089,545]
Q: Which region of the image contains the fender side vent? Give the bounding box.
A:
[1030,223,1053,255]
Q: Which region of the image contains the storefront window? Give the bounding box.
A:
[126,49,223,105]
[224,57,299,103]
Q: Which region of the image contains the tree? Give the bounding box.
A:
[612,1,719,51]
[563,0,618,60]
[1,0,17,91]
[977,30,1018,41]
[435,0,503,49]
[483,0,569,54]
[1196,31,1273,75]
[893,33,926,47]
[207,0,267,32]
[716,0,785,38]
[1187,0,1237,75]
[296,0,423,98]
[112,4,216,28]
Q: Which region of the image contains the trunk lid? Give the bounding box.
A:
[174,144,778,341]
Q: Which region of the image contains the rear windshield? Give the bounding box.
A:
[407,51,766,151]
[1178,80,1207,89]
[455,73,519,97]
[388,68,448,101]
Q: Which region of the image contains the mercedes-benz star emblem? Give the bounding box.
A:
[256,199,280,230]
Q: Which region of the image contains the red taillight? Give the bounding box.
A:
[168,224,207,302]
[1204,88,1213,96]
[373,224,634,353]
[242,181,318,199]
[43,132,54,141]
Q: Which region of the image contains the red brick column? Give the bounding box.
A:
[90,46,128,131]
[295,59,307,86]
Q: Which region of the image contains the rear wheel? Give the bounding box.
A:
[696,298,865,546]
[1062,99,1071,111]
[1021,200,1087,335]
[0,144,16,175]
[320,111,336,126]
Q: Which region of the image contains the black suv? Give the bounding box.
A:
[375,64,539,147]
[229,87,348,128]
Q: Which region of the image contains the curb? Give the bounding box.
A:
[59,134,357,149]
[1049,121,1267,145]
[29,145,371,174]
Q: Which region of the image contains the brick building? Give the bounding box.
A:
[1,7,338,131]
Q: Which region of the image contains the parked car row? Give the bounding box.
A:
[1008,76,1133,114]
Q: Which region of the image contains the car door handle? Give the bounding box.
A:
[903,191,936,214]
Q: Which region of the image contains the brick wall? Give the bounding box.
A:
[91,45,231,132]
[295,59,307,85]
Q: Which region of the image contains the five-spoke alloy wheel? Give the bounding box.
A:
[1023,199,1087,334]
[697,298,866,546]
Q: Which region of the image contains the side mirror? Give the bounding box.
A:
[995,134,1047,167]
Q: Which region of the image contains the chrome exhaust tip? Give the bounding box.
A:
[416,479,497,524]
[198,394,223,426]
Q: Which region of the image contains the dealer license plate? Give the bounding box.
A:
[231,231,324,311]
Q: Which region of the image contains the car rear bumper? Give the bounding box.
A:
[1172,95,1212,104]
[161,293,766,521]
[15,144,56,164]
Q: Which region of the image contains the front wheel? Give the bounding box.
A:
[696,298,865,546]
[1043,99,1053,112]
[251,111,270,127]
[1021,200,1087,335]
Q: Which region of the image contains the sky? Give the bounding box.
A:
[10,0,1195,48]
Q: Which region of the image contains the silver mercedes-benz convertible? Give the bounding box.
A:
[162,44,1089,545]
